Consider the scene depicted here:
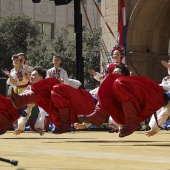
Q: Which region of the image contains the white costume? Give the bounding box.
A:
[149,75,170,133]
[7,67,33,94]
[68,79,82,89]
[93,66,109,82]
[46,67,69,85]
[93,72,103,82]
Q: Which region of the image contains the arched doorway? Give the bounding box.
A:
[126,0,170,82]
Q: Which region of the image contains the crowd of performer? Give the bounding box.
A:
[1,44,170,138]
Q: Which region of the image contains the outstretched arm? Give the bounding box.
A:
[34,107,46,136]
[2,69,17,86]
[14,105,33,135]
[161,60,170,69]
[88,69,102,82]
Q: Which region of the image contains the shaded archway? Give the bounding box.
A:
[126,0,170,82]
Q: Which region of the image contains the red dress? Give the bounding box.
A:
[32,78,95,127]
[108,62,124,73]
[98,74,165,125]
[0,94,19,123]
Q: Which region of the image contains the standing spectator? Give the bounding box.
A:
[46,55,69,84]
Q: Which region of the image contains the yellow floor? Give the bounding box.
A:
[0,130,170,170]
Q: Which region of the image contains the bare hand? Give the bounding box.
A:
[19,56,26,67]
[23,64,29,72]
[130,71,133,76]
[2,69,10,76]
[87,68,97,76]
[58,78,64,84]
[161,60,170,69]
[35,128,44,136]
[109,125,119,133]
[146,130,157,137]
[74,123,87,130]
[13,129,23,135]
[49,71,53,78]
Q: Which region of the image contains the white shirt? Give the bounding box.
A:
[46,67,69,85]
[93,64,110,82]
[7,68,30,86]
[94,72,103,82]
[68,79,82,89]
[89,87,99,97]
[159,76,170,91]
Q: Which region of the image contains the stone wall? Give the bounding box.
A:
[101,0,170,82]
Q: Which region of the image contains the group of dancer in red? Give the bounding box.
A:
[1,45,170,138]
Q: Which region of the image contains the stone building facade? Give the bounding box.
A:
[1,0,170,82]
[101,0,170,83]
[0,0,101,40]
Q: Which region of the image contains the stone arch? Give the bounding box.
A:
[125,0,170,81]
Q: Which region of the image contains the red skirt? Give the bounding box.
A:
[0,94,19,123]
[32,78,94,127]
[98,74,165,125]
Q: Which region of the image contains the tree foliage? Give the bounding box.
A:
[51,28,76,78]
[0,14,101,89]
[82,28,101,89]
[26,37,52,69]
[0,14,40,75]
[50,28,101,89]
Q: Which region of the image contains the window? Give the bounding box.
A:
[98,0,101,5]
[37,22,54,40]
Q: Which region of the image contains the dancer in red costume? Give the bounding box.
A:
[75,45,129,130]
[8,75,95,133]
[0,94,20,135]
[9,64,168,138]
[78,73,168,137]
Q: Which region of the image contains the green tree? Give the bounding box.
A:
[27,27,76,73]
[51,28,76,78]
[51,27,101,89]
[0,14,41,75]
[82,28,101,89]
[26,36,52,69]
[0,13,101,89]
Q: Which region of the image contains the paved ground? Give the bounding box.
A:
[1,130,170,170]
